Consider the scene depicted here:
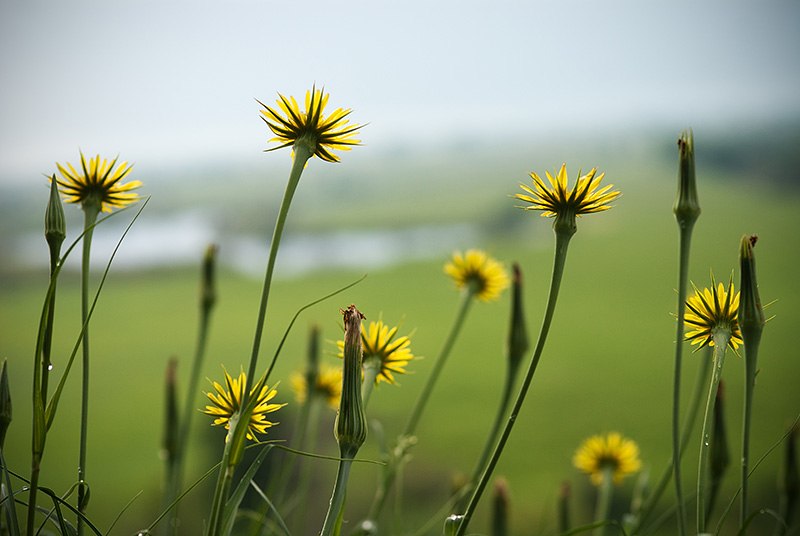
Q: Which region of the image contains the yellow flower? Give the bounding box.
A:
[444,250,509,302]
[290,365,343,409]
[337,320,414,385]
[203,369,285,441]
[515,163,619,218]
[573,432,642,486]
[55,152,141,213]
[258,85,362,163]
[685,277,743,350]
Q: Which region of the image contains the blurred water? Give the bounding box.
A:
[9,211,480,278]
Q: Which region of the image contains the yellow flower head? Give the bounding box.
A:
[685,276,743,350]
[515,163,619,218]
[444,250,510,302]
[290,364,343,409]
[337,320,414,385]
[258,85,363,163]
[203,369,285,441]
[573,432,642,486]
[55,152,141,213]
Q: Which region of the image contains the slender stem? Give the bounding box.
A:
[697,335,729,534]
[245,145,313,400]
[362,293,473,523]
[741,339,759,528]
[320,458,354,536]
[27,252,61,535]
[403,292,473,437]
[459,364,516,510]
[633,346,712,531]
[361,359,381,408]
[594,467,615,536]
[77,204,99,536]
[456,228,573,535]
[671,224,694,536]
[280,399,322,535]
[206,464,235,536]
[165,285,215,534]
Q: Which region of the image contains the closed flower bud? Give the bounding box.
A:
[674,130,701,229]
[778,423,799,530]
[738,235,765,344]
[507,264,529,377]
[201,244,218,311]
[45,175,66,266]
[708,380,730,518]
[335,305,367,458]
[162,358,179,462]
[491,478,510,536]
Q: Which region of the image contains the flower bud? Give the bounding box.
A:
[200,244,218,312]
[673,130,701,229]
[778,423,798,530]
[491,477,510,536]
[162,358,179,463]
[738,235,765,346]
[557,481,571,534]
[305,324,321,394]
[335,305,367,458]
[45,175,66,268]
[507,264,529,377]
[708,380,730,518]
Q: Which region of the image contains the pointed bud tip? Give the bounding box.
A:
[45,175,67,248]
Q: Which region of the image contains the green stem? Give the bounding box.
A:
[77,204,99,536]
[27,250,61,535]
[281,399,322,535]
[403,291,473,437]
[361,359,381,409]
[671,224,695,536]
[633,346,712,532]
[206,464,235,536]
[458,363,516,510]
[320,457,354,536]
[741,337,760,528]
[244,145,313,400]
[455,227,573,536]
[165,286,215,534]
[697,335,729,534]
[594,467,615,536]
[364,292,473,523]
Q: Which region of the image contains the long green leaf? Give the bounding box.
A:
[265,274,367,384]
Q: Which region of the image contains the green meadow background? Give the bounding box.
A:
[2,125,800,534]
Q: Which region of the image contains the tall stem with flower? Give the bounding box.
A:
[573,433,642,536]
[683,276,741,534]
[454,163,620,535]
[53,153,140,534]
[202,370,285,536]
[242,86,362,404]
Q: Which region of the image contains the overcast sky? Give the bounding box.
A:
[1,0,799,183]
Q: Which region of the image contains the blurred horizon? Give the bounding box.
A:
[2,0,800,183]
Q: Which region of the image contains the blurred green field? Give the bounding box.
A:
[2,136,800,535]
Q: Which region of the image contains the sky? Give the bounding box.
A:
[1,0,799,183]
